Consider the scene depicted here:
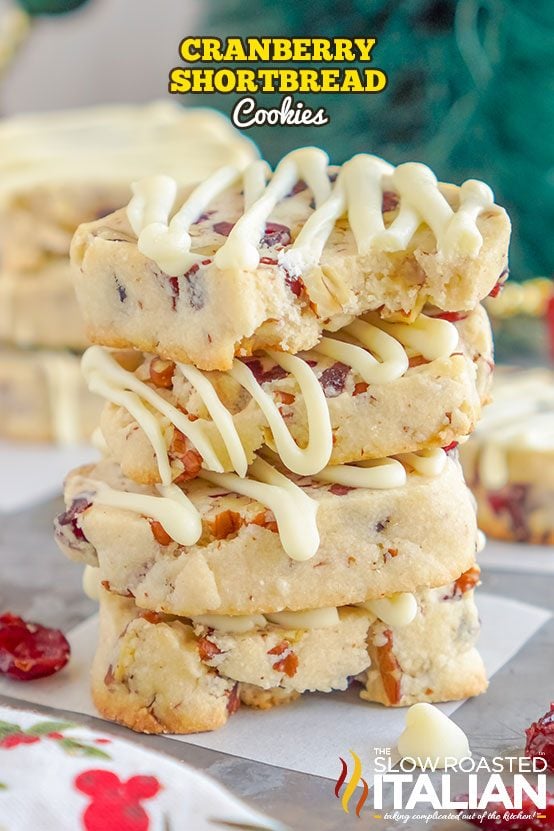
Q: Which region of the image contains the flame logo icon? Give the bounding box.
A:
[334,750,369,817]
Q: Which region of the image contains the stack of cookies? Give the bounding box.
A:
[55,148,511,733]
[0,101,255,443]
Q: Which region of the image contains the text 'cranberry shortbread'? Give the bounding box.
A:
[55,452,478,616]
[71,148,510,370]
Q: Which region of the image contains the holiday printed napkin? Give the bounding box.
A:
[0,703,284,831]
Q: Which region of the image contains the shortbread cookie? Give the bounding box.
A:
[0,262,88,350]
[89,305,493,484]
[0,347,102,443]
[91,574,485,733]
[55,454,478,615]
[71,149,509,370]
[362,569,487,706]
[0,102,257,353]
[461,368,554,544]
[0,101,257,273]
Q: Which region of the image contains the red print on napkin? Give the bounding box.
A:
[75,769,161,831]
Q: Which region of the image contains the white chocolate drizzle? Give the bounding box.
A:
[81,311,457,485]
[77,447,447,563]
[394,448,447,477]
[201,457,320,561]
[94,480,202,547]
[128,147,497,277]
[316,457,406,489]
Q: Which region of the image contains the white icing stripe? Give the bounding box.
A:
[202,457,320,561]
[82,347,226,482]
[343,155,394,255]
[215,147,331,271]
[315,319,409,384]
[366,312,458,361]
[129,147,497,277]
[177,363,249,478]
[230,351,332,475]
[94,481,202,546]
[133,165,242,274]
[315,457,406,489]
[395,448,447,477]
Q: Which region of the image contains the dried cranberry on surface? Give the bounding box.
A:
[319,362,350,397]
[382,191,399,212]
[261,222,291,248]
[0,613,70,680]
[241,358,288,384]
[288,179,308,196]
[213,220,235,237]
[283,268,304,297]
[526,703,554,771]
[432,311,469,322]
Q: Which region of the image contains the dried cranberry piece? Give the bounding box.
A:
[488,267,509,298]
[261,222,291,248]
[382,191,399,212]
[288,179,308,196]
[433,311,469,322]
[213,220,235,237]
[114,275,127,303]
[242,358,288,384]
[329,484,353,496]
[488,484,529,541]
[458,789,554,829]
[283,268,305,298]
[0,613,70,680]
[319,362,350,397]
[442,441,459,453]
[167,276,180,310]
[227,683,241,715]
[54,497,95,561]
[56,496,90,543]
[526,703,554,772]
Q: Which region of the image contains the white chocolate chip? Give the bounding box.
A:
[362,593,417,627]
[82,565,101,602]
[397,703,471,768]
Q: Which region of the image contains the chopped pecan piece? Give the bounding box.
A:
[197,637,221,662]
[454,565,481,595]
[149,358,175,389]
[375,629,402,705]
[171,430,203,481]
[149,520,172,546]
[209,510,243,540]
